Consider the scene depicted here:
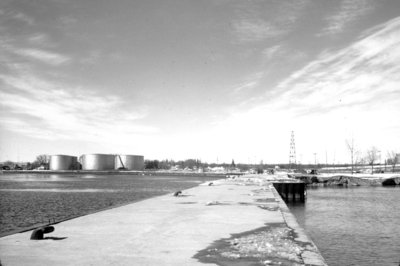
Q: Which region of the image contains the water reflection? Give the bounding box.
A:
[80,175,107,179]
[0,174,85,182]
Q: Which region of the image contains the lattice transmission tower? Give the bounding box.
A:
[289,131,296,168]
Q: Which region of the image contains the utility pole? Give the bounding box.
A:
[325,150,328,166]
[314,153,317,167]
[289,131,296,170]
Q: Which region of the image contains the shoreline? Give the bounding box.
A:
[289,172,400,186]
[0,169,236,178]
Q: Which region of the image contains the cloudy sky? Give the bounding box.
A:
[1,0,399,164]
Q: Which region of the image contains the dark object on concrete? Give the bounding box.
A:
[310,169,318,175]
[382,178,396,186]
[273,182,306,203]
[208,182,214,186]
[173,191,182,197]
[30,226,55,240]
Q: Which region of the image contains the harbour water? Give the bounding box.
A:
[0,173,220,236]
[2,173,399,266]
[288,186,400,266]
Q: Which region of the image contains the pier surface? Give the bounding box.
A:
[0,175,326,266]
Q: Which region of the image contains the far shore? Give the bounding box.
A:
[0,169,237,177]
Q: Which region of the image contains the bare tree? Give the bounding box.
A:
[387,151,398,172]
[31,154,50,169]
[35,154,50,165]
[346,139,356,174]
[366,147,379,174]
[354,150,363,173]
[356,155,365,165]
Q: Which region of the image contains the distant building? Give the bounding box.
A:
[115,155,144,170]
[80,154,144,171]
[80,154,115,170]
[50,155,79,170]
[170,165,180,171]
[207,166,225,173]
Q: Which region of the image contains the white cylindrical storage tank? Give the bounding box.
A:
[80,154,115,170]
[115,155,144,170]
[50,155,78,170]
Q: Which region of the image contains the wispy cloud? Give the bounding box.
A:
[208,16,400,162]
[232,19,285,42]
[276,0,311,25]
[58,16,78,26]
[13,48,70,66]
[0,8,66,66]
[0,10,153,145]
[80,49,102,64]
[277,16,400,107]
[274,16,400,147]
[0,9,35,25]
[12,11,35,25]
[27,33,54,47]
[322,0,374,35]
[233,72,264,93]
[231,1,310,43]
[1,35,69,66]
[0,68,156,143]
[262,45,282,60]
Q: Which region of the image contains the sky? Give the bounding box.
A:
[0,0,399,164]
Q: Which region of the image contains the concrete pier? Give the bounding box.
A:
[272,181,306,203]
[0,175,326,266]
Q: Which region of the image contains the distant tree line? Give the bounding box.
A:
[143,158,339,172]
[1,154,50,170]
[1,150,398,173]
[345,138,399,174]
[144,158,243,170]
[144,159,203,170]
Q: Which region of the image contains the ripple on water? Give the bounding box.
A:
[0,189,119,192]
[288,186,400,266]
[0,173,220,235]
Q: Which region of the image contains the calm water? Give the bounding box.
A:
[288,186,400,266]
[0,173,220,236]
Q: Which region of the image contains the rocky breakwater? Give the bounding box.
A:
[0,174,326,266]
[289,173,400,186]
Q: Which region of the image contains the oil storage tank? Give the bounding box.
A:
[50,155,78,170]
[115,155,144,170]
[80,154,115,170]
